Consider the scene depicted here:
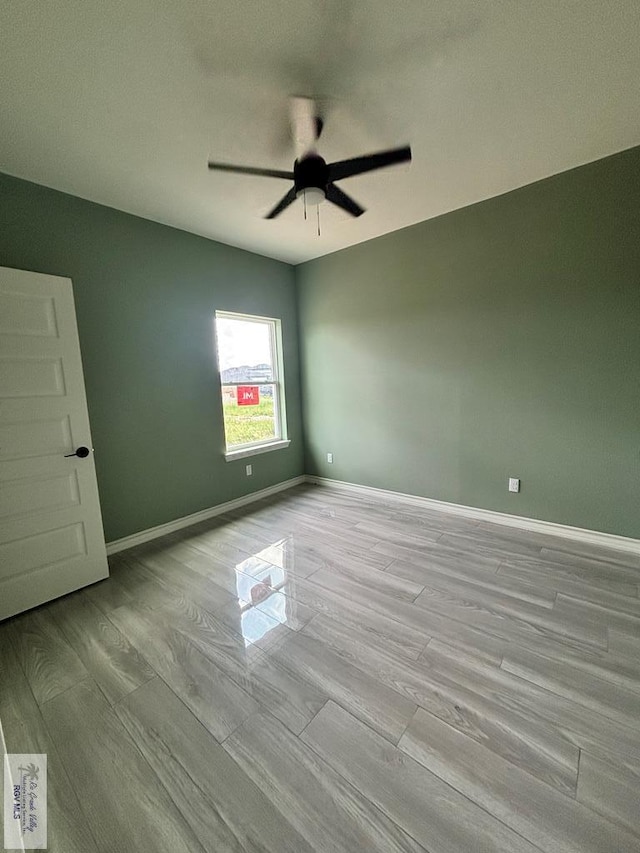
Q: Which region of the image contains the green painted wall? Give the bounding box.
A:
[0,173,303,541]
[297,146,640,539]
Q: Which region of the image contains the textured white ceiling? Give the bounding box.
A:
[1,0,639,264]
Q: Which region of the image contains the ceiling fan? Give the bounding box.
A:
[207,97,412,220]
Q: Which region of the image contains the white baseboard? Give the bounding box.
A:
[105,476,306,555]
[306,475,640,557]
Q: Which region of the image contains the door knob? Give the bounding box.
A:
[64,446,91,458]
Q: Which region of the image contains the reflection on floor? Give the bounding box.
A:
[233,550,290,645]
[1,483,640,852]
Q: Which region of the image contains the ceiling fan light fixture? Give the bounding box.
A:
[296,187,325,206]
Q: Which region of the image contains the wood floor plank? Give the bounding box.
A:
[268,628,418,743]
[48,590,155,705]
[107,554,183,609]
[536,546,640,583]
[305,563,425,603]
[132,536,252,597]
[437,529,545,560]
[106,599,262,741]
[555,585,640,618]
[399,707,640,853]
[555,592,640,639]
[474,523,640,567]
[192,512,394,578]
[40,679,207,853]
[608,629,640,658]
[421,639,640,764]
[293,527,398,569]
[301,700,540,853]
[386,506,482,534]
[413,578,607,652]
[303,615,579,794]
[540,544,640,571]
[498,555,637,597]
[160,542,249,592]
[123,550,236,614]
[115,677,314,853]
[84,560,135,613]
[387,555,556,607]
[0,629,100,853]
[292,500,410,533]
[422,640,640,740]
[233,508,384,555]
[496,631,640,695]
[180,515,277,555]
[371,538,502,571]
[224,707,427,853]
[6,608,89,705]
[501,644,640,728]
[304,568,512,663]
[122,596,330,736]
[307,549,426,601]
[353,518,443,547]
[275,573,433,660]
[577,751,640,839]
[304,566,601,665]
[498,558,638,599]
[473,522,597,556]
[169,531,257,570]
[197,510,294,553]
[283,525,395,570]
[227,493,359,531]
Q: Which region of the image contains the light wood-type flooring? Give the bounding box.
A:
[1,484,640,852]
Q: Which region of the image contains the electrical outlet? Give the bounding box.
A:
[508,477,520,493]
[246,464,252,476]
[327,452,333,464]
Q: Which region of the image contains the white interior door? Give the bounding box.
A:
[0,266,109,620]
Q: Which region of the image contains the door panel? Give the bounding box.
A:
[0,267,108,620]
[0,290,58,336]
[0,471,80,521]
[0,415,73,461]
[0,523,86,581]
[0,357,66,397]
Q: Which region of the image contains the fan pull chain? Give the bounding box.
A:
[317,204,320,236]
[303,191,307,220]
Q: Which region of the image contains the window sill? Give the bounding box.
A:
[224,439,291,462]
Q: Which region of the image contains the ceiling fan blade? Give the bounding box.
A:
[325,183,365,217]
[265,186,298,219]
[289,96,321,157]
[328,145,411,182]
[208,161,294,180]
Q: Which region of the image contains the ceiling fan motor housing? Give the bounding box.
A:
[294,154,328,196]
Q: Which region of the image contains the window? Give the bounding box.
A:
[214,311,289,460]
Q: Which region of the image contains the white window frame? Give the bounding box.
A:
[215,310,290,461]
